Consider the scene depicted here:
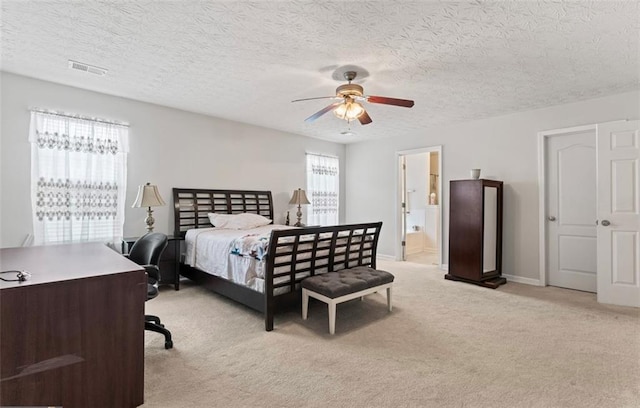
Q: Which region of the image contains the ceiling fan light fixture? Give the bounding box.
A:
[333,100,365,121]
[293,69,413,126]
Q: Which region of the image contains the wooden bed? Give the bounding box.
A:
[173,188,383,331]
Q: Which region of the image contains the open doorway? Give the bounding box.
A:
[397,146,443,267]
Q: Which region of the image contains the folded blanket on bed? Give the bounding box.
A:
[230,232,271,261]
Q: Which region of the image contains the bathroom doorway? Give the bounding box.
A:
[397,146,442,267]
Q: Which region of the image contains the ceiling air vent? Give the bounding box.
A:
[68,60,107,76]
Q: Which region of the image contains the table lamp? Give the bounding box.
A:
[131,182,165,232]
[289,188,310,227]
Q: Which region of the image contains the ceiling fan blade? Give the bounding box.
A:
[367,95,414,108]
[358,110,372,125]
[292,96,338,103]
[305,102,342,123]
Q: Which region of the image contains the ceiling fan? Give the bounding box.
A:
[292,71,414,125]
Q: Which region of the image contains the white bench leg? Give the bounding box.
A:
[303,282,393,334]
[328,301,336,335]
[302,289,309,320]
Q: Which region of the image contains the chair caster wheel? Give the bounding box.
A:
[165,340,173,349]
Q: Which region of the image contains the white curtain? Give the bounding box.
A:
[29,111,129,245]
[306,153,339,226]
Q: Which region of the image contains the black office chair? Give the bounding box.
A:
[126,232,173,349]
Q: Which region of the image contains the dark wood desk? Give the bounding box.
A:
[0,243,146,408]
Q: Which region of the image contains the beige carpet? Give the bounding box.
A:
[143,260,640,408]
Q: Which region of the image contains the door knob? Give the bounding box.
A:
[601,220,611,226]
[548,216,556,221]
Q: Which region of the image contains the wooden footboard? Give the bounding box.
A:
[263,222,382,331]
[172,188,382,331]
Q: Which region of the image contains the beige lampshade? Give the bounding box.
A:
[131,183,166,208]
[289,188,310,205]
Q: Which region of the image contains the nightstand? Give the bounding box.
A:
[122,235,183,290]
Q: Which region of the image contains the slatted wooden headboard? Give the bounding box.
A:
[173,188,274,238]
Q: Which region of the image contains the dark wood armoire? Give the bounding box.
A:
[445,179,506,288]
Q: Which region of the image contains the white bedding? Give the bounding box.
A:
[184,225,294,292]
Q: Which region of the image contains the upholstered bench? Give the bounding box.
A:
[301,266,394,334]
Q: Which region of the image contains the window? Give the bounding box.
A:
[306,153,339,226]
[29,110,129,245]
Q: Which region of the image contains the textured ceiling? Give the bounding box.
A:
[1,1,639,143]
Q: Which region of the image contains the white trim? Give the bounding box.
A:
[395,145,443,268]
[376,254,396,262]
[305,151,339,159]
[502,274,542,286]
[537,123,598,136]
[441,263,449,271]
[396,146,441,156]
[537,124,597,288]
[30,107,129,127]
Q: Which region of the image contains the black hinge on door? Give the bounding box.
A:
[401,240,406,247]
[401,202,406,208]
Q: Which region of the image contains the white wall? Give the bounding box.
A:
[345,90,640,281]
[3,72,638,282]
[0,73,345,248]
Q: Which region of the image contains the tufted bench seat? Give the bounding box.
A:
[301,266,394,334]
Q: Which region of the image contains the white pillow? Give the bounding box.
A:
[208,212,272,229]
[207,213,235,228]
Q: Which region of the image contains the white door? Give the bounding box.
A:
[597,120,640,307]
[396,146,443,265]
[547,130,597,292]
[400,156,407,261]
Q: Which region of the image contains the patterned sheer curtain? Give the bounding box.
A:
[29,110,129,245]
[306,153,339,226]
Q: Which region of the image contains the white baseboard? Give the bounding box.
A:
[375,259,538,285]
[377,254,397,262]
[503,273,542,286]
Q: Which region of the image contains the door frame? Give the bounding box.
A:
[537,124,597,287]
[395,145,443,267]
